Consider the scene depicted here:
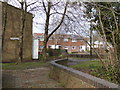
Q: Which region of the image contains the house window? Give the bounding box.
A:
[38,36,44,41]
[79,46,82,52]
[64,38,68,42]
[80,46,82,49]
[48,46,51,48]
[80,39,83,41]
[64,46,69,49]
[72,46,76,49]
[72,39,77,42]
[40,46,44,49]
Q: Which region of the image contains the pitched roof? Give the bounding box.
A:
[33,33,89,40]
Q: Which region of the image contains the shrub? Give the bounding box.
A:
[46,48,62,57]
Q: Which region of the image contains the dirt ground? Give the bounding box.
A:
[2,67,63,88]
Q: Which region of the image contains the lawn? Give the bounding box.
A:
[69,60,102,69]
[2,62,49,70]
[69,60,119,84]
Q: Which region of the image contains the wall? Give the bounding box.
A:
[50,65,95,88]
[1,2,33,62]
[50,59,119,88]
[47,38,85,53]
[0,2,2,89]
[0,2,2,62]
[32,39,39,59]
[59,39,85,53]
[34,33,86,53]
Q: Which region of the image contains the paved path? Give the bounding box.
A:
[2,67,63,88]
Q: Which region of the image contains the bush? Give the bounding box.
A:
[46,48,62,57]
[39,49,68,60]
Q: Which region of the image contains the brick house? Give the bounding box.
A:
[0,2,33,62]
[34,33,88,53]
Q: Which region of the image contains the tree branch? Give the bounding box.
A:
[27,1,37,7]
[42,0,47,15]
[47,1,68,40]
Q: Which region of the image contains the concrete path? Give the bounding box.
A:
[2,67,63,88]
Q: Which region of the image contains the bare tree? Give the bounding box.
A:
[58,2,111,70]
[74,2,120,84]
[95,3,120,83]
[17,0,39,63]
[40,0,68,61]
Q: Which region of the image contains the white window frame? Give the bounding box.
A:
[72,46,76,49]
[80,46,82,49]
[39,36,44,41]
[64,46,69,50]
[63,38,68,42]
[72,39,77,42]
[40,46,44,49]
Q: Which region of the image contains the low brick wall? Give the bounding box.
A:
[50,59,119,88]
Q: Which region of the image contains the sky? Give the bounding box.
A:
[0,0,92,37]
[0,0,44,33]
[1,0,119,34]
[1,0,68,33]
[1,0,116,37]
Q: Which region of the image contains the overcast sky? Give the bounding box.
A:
[0,0,91,36]
[1,0,119,34]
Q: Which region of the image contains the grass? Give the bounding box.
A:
[70,60,102,69]
[2,62,49,70]
[69,60,103,79]
[69,60,120,84]
[68,57,96,60]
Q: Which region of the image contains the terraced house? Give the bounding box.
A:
[33,33,89,53]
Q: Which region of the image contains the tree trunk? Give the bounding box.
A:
[90,28,93,58]
[41,1,51,61]
[18,11,24,63]
[116,44,120,60]
[115,44,120,83]
[41,1,68,61]
[2,2,7,55]
[42,40,47,61]
[17,2,26,64]
[42,32,49,61]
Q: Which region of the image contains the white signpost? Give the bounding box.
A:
[32,38,39,59]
